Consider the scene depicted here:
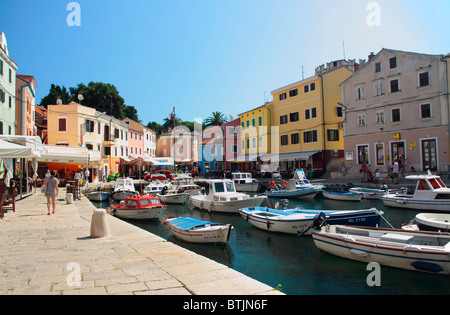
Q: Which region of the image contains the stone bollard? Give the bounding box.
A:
[66,193,73,204]
[90,208,110,238]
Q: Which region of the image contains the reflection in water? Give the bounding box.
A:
[96,195,450,295]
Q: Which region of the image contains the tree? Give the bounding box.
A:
[40,84,73,108]
[204,111,228,127]
[124,105,139,122]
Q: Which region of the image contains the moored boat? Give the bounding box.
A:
[164,217,233,244]
[189,179,268,213]
[88,191,111,202]
[232,172,260,192]
[382,172,450,211]
[111,194,164,220]
[111,177,139,201]
[264,179,321,199]
[402,213,450,233]
[158,174,201,204]
[349,186,407,200]
[312,224,450,275]
[239,207,383,235]
[323,189,363,201]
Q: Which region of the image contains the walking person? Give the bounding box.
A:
[383,160,400,184]
[45,170,59,215]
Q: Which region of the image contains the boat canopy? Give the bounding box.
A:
[169,217,219,230]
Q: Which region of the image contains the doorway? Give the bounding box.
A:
[421,138,437,171]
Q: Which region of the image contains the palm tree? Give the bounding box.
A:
[204,111,228,127]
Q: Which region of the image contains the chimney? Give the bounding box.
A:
[368,52,375,61]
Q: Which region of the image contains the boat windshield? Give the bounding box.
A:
[214,182,225,193]
[436,178,447,188]
[140,199,150,206]
[226,181,235,192]
[214,181,236,193]
[126,200,138,207]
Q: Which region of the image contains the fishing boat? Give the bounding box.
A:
[349,186,407,200]
[323,189,363,201]
[111,177,139,201]
[158,174,201,204]
[189,179,268,213]
[111,194,164,220]
[88,190,111,202]
[232,172,260,192]
[264,179,321,199]
[402,213,450,233]
[382,172,450,211]
[239,207,382,235]
[312,224,450,275]
[164,217,233,244]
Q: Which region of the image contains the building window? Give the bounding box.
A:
[357,86,365,100]
[419,72,429,87]
[289,89,298,97]
[303,130,317,143]
[280,115,288,124]
[9,69,12,83]
[389,57,397,69]
[291,133,299,145]
[392,108,401,122]
[304,85,309,93]
[375,111,384,124]
[280,135,288,146]
[241,122,245,130]
[289,112,299,122]
[358,114,366,127]
[246,120,249,128]
[97,122,101,134]
[252,137,256,148]
[58,117,67,132]
[259,136,263,148]
[305,108,316,120]
[337,106,343,117]
[374,82,384,96]
[390,79,399,93]
[8,96,12,108]
[421,103,431,119]
[0,121,3,135]
[0,89,5,103]
[232,144,237,153]
[375,62,381,73]
[0,60,3,76]
[310,82,316,91]
[327,129,339,142]
[241,139,245,150]
[279,93,287,101]
[85,120,94,132]
[258,116,262,126]
[252,118,255,127]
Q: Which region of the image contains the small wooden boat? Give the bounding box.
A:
[189,179,268,213]
[239,207,382,235]
[111,195,164,220]
[312,225,450,275]
[323,189,363,201]
[164,217,233,244]
[112,177,139,201]
[349,186,407,200]
[264,179,321,199]
[403,213,450,233]
[88,191,111,202]
[382,172,450,211]
[158,175,201,204]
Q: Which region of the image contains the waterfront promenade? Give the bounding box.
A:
[0,190,283,295]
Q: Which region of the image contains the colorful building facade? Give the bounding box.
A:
[15,74,37,136]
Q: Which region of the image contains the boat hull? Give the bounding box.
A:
[312,227,450,275]
[239,207,382,235]
[88,192,111,202]
[323,190,363,201]
[382,194,450,211]
[112,207,162,220]
[112,190,139,201]
[165,219,233,244]
[159,193,190,205]
[349,187,407,200]
[235,182,259,192]
[190,195,268,213]
[414,213,450,232]
[264,188,320,199]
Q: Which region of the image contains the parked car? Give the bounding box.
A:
[145,170,173,182]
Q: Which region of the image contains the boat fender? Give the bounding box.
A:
[350,249,368,258]
[268,181,276,190]
[411,261,443,273]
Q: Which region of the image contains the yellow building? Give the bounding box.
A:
[237,102,272,171]
[271,60,358,172]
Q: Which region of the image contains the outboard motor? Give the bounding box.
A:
[297,212,327,237]
[160,186,169,196]
[279,199,289,210]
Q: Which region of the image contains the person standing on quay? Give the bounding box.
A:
[45,170,59,215]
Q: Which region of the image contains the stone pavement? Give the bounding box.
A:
[0,190,283,295]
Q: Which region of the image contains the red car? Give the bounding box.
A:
[144,170,173,182]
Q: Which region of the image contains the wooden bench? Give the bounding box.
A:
[0,179,17,219]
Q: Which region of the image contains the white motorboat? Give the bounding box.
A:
[111,195,164,220]
[158,174,201,204]
[349,186,407,200]
[322,189,363,201]
[111,177,139,201]
[164,217,233,244]
[232,172,259,192]
[143,180,172,196]
[264,179,321,199]
[312,224,450,275]
[239,207,383,235]
[382,172,450,211]
[402,213,450,233]
[293,170,325,190]
[189,179,268,213]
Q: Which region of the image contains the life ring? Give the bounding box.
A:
[268,181,276,190]
[281,180,288,188]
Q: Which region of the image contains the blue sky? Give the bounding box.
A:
[2,0,449,126]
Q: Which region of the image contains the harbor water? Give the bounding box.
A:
[94,195,450,295]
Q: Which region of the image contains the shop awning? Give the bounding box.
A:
[0,136,43,158]
[149,157,174,167]
[38,145,89,165]
[278,150,320,162]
